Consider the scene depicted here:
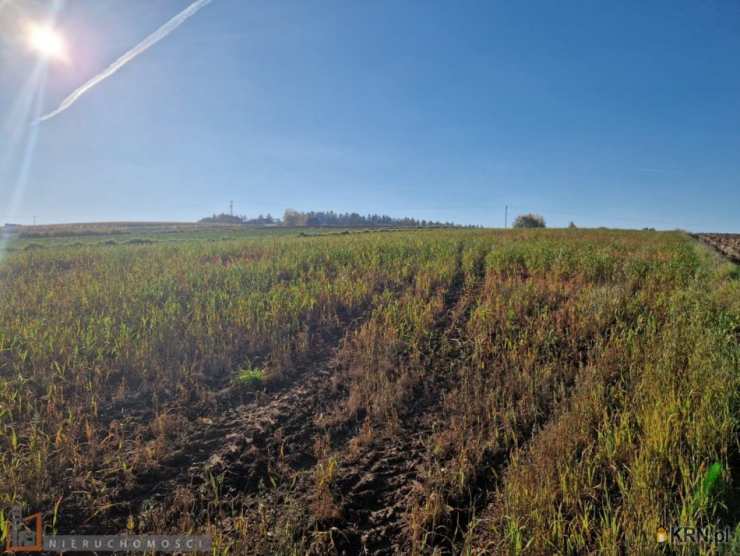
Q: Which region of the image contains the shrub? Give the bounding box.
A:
[512,213,546,228]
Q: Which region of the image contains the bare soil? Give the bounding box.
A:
[695,233,740,264]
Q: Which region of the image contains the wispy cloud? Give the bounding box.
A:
[38,0,212,123]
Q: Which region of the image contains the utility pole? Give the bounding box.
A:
[504,205,508,229]
[229,200,234,217]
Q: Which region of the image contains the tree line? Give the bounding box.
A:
[200,209,459,228]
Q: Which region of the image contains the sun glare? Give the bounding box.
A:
[27,23,67,62]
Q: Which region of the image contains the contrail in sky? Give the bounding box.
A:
[38,0,212,123]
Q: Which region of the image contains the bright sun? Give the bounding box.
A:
[27,23,67,61]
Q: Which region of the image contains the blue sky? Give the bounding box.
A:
[1,0,738,230]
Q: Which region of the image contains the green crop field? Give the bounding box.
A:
[0,228,738,554]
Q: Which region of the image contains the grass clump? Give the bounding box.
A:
[236,367,265,387]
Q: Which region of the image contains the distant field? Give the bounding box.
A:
[11,221,236,236]
[0,222,435,251]
[1,221,290,250]
[0,229,737,554]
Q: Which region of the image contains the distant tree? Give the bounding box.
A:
[283,209,308,227]
[513,213,546,228]
[568,221,577,229]
[199,213,243,224]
